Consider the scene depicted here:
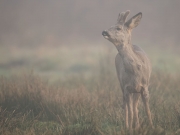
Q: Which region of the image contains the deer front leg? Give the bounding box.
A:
[123,95,129,129]
[124,91,133,130]
[133,93,140,129]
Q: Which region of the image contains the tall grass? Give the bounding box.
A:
[0,44,180,134]
[0,68,180,134]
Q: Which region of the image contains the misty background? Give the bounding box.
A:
[0,0,180,79]
[1,0,180,47]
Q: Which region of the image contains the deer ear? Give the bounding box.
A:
[117,12,125,24]
[125,12,142,29]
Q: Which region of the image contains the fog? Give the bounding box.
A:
[0,0,180,47]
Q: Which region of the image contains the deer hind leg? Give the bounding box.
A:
[133,93,140,129]
[141,88,153,128]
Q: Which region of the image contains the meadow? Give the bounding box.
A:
[0,44,180,135]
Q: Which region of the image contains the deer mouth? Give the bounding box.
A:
[102,31,110,39]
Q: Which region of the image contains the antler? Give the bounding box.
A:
[117,10,130,24]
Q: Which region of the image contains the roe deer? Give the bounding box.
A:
[102,10,153,129]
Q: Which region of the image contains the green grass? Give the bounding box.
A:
[0,44,180,79]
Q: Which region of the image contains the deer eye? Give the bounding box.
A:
[116,27,121,31]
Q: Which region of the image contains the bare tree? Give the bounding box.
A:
[102,10,153,129]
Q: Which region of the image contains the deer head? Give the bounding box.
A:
[102,10,142,50]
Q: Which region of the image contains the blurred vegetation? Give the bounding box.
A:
[0,44,180,78]
[0,45,180,134]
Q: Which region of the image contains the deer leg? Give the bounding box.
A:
[126,92,133,130]
[141,88,153,128]
[133,93,140,129]
[123,95,129,129]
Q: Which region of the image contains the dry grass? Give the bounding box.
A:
[0,69,180,135]
[0,45,180,134]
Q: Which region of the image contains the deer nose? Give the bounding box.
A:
[102,30,108,36]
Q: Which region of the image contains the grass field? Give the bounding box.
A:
[0,44,180,134]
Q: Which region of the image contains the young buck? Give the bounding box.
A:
[102,10,153,129]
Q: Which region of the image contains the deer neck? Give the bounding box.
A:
[116,43,139,74]
[117,42,134,56]
[116,33,134,57]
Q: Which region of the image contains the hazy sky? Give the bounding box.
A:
[0,0,180,47]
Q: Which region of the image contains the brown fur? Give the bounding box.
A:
[102,10,153,129]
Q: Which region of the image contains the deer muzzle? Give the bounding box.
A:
[102,30,110,39]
